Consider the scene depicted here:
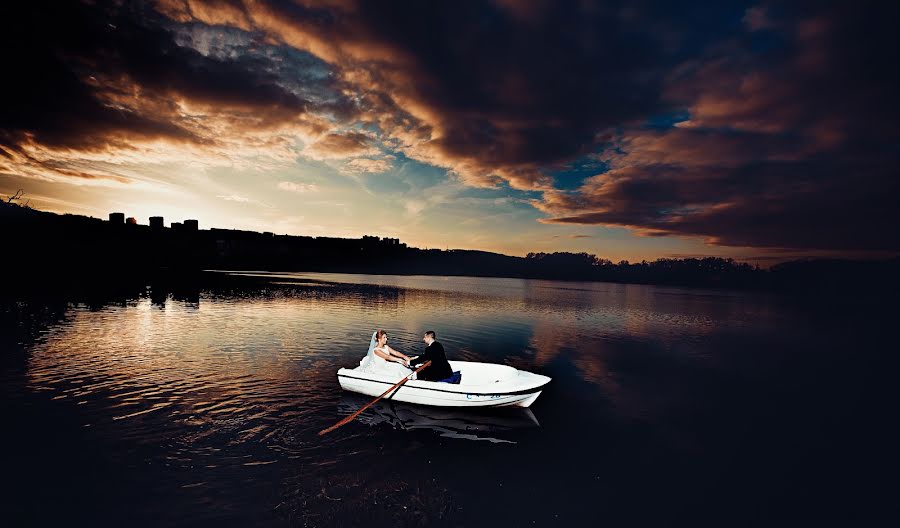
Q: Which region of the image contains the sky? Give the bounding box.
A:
[1,0,898,264]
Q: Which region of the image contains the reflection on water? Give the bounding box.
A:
[2,271,889,526]
[339,394,540,444]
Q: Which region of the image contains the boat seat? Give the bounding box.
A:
[438,371,462,384]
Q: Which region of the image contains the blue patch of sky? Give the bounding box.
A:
[282,157,360,191]
[170,22,254,59]
[547,155,608,191]
[169,21,344,111]
[266,46,340,104]
[456,181,540,203]
[353,158,441,197]
[357,121,385,137]
[642,108,691,130]
[390,157,448,190]
[359,167,410,194]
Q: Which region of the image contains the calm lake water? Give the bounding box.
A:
[1,272,891,526]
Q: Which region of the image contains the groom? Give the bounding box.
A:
[411,330,454,381]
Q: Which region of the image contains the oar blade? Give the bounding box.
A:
[318,361,431,436]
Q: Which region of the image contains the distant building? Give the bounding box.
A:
[361,235,405,249]
[149,216,164,229]
[184,219,199,231]
[171,221,183,231]
[109,212,124,224]
[126,217,137,225]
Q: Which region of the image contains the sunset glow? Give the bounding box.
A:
[2,1,897,264]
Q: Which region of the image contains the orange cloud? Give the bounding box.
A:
[535,4,900,252]
[4,0,897,254]
[302,132,375,160]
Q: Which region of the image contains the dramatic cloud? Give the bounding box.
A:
[301,132,375,160]
[148,0,900,252]
[538,1,900,251]
[0,0,352,183]
[2,0,897,254]
[150,0,705,190]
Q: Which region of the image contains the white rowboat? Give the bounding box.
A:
[337,360,551,408]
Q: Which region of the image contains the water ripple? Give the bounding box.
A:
[8,271,816,525]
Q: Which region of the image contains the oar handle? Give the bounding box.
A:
[318,361,432,436]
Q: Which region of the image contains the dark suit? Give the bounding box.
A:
[412,341,453,381]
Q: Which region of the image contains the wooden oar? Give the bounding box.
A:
[318,361,431,436]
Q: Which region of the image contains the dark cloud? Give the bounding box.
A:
[3,0,898,253]
[151,0,752,187]
[0,0,344,153]
[154,0,898,251]
[355,0,761,183]
[353,1,665,166]
[543,159,900,250]
[1,2,188,150]
[539,0,900,251]
[553,234,594,240]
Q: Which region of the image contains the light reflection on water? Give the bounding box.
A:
[26,273,757,434]
[5,271,878,526]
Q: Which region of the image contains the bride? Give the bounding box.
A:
[360,330,413,377]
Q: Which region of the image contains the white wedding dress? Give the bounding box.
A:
[360,331,412,378]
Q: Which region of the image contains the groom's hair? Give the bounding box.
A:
[424,330,436,339]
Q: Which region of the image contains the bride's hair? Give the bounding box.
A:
[375,329,387,342]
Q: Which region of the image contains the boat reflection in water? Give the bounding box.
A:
[338,395,540,443]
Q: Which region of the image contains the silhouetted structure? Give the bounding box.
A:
[109,212,124,224]
[3,200,898,293]
[126,217,137,225]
